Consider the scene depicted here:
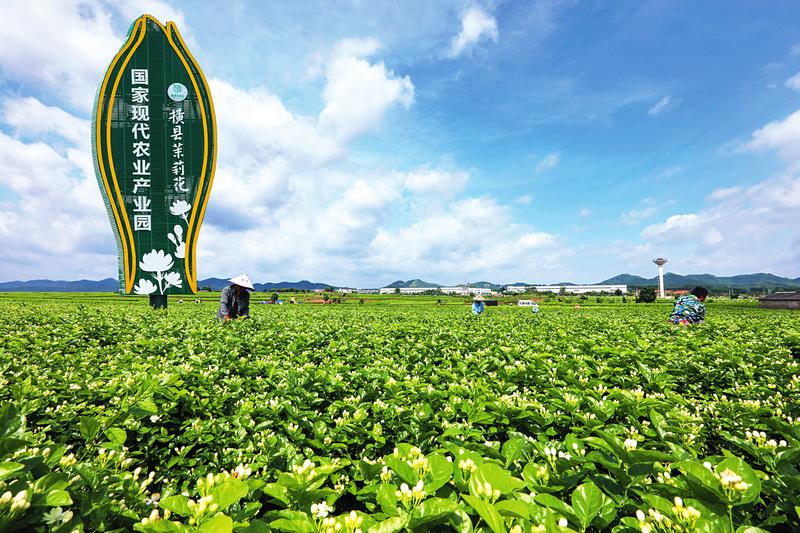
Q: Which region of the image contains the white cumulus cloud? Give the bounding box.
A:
[402,167,470,197]
[318,38,415,141]
[446,6,499,58]
[785,72,800,92]
[747,109,800,162]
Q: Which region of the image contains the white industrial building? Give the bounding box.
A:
[379,287,439,294]
[379,286,494,296]
[440,286,493,296]
[532,284,627,294]
[504,285,529,293]
[336,288,355,294]
[356,288,380,294]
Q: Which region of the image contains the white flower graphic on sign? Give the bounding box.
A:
[167,224,186,259]
[170,199,191,222]
[139,249,174,294]
[140,250,174,272]
[133,279,157,295]
[163,271,183,289]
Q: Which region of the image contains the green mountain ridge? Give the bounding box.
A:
[600,272,800,289]
[384,279,443,288]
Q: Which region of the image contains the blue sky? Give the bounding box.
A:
[1,0,799,286]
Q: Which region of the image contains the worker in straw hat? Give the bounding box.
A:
[217,274,254,322]
[471,294,485,315]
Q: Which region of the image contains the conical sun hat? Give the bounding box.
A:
[473,295,484,301]
[228,274,254,290]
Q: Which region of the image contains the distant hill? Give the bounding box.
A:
[600,272,800,289]
[196,278,333,291]
[254,280,333,291]
[384,279,442,288]
[3,272,798,292]
[0,278,119,292]
[196,277,231,290]
[600,274,652,286]
[469,281,502,290]
[0,277,334,293]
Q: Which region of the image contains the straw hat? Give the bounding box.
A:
[228,274,255,290]
[473,295,484,301]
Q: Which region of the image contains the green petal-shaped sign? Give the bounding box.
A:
[92,15,216,295]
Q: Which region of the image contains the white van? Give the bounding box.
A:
[517,300,540,312]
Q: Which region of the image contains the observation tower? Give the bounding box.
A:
[653,258,668,299]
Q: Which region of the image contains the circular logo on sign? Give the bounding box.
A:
[167,83,188,102]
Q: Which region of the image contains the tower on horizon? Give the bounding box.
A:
[653,258,668,299]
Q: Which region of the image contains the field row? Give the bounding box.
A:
[1,301,799,532]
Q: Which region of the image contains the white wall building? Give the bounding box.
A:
[337,288,355,294]
[356,289,379,294]
[379,286,494,296]
[504,285,529,293]
[379,287,439,294]
[532,284,627,294]
[440,286,493,296]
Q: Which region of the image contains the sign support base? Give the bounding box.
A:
[149,295,168,309]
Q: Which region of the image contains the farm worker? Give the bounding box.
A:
[217,274,254,323]
[669,287,708,325]
[472,295,485,315]
[531,302,539,313]
[290,297,296,304]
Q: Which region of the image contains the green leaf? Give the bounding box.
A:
[198,514,233,533]
[385,455,419,485]
[212,478,249,510]
[369,515,406,533]
[131,399,159,417]
[269,518,315,533]
[571,482,603,530]
[0,461,24,481]
[649,409,668,440]
[641,494,673,517]
[448,509,473,533]
[42,489,72,506]
[627,449,674,464]
[462,494,506,533]
[235,519,270,533]
[73,463,98,488]
[716,457,761,506]
[594,430,627,461]
[409,497,460,529]
[104,427,127,447]
[533,493,575,524]
[494,499,530,519]
[736,527,769,533]
[501,437,532,466]
[376,483,400,516]
[426,454,454,492]
[79,416,101,442]
[160,495,193,517]
[0,404,23,438]
[261,483,290,506]
[676,460,724,501]
[594,496,617,529]
[469,462,525,496]
[136,520,190,532]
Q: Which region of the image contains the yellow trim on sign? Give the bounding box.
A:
[95,18,145,293]
[106,17,148,292]
[165,20,215,292]
[173,23,218,291]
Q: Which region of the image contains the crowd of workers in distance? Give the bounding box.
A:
[216,274,709,326]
